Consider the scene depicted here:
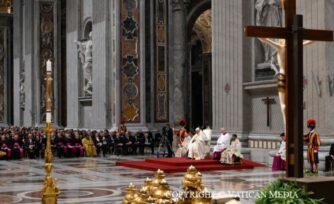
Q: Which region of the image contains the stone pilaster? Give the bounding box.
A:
[91,0,111,129]
[66,0,80,128]
[171,0,187,125]
[13,0,22,126]
[211,0,252,135]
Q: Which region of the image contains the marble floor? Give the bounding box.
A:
[0,156,331,204]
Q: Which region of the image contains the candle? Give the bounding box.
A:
[46,112,51,123]
[46,60,52,72]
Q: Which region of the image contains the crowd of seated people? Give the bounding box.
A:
[0,126,158,160]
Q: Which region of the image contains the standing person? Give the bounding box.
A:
[272,133,286,170]
[212,128,231,160]
[188,128,206,160]
[164,124,174,157]
[175,132,192,158]
[304,119,321,173]
[325,143,334,172]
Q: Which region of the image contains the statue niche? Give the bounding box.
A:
[255,0,282,80]
[74,21,93,97]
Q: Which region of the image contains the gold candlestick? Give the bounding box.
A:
[41,60,59,204]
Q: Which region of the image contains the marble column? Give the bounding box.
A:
[171,0,187,125]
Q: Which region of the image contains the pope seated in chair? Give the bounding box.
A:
[220,134,243,164]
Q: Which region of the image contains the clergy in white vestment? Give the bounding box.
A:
[272,133,286,170]
[202,126,212,155]
[175,132,192,158]
[188,128,206,160]
[220,134,243,164]
[213,128,231,160]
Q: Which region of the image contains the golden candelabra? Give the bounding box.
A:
[41,60,59,204]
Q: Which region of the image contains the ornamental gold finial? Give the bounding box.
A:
[123,183,138,204]
[177,166,212,204]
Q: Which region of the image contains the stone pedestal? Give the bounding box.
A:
[284,176,334,204]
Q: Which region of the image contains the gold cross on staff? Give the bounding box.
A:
[245,0,333,178]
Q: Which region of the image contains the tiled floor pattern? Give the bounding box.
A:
[2,156,330,204]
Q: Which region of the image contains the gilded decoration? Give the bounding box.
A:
[122,103,139,122]
[0,0,11,13]
[193,9,211,53]
[155,0,169,122]
[120,0,141,123]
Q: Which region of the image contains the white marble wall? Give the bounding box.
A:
[297,0,334,136]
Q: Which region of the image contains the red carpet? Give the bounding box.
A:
[116,157,267,173]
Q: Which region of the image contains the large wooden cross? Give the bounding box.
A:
[262,97,276,127]
[245,0,333,178]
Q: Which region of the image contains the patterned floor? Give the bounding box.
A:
[0,155,312,204]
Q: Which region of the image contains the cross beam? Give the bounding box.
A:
[245,0,333,178]
[245,27,333,41]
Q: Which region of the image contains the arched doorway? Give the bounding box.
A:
[188,9,212,129]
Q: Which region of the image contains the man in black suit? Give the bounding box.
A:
[325,144,334,172]
[164,124,174,157]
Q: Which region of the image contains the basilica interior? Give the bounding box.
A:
[0,0,334,203]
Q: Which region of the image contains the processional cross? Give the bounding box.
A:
[245,0,333,178]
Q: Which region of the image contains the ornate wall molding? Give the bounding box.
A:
[120,0,141,123]
[155,0,169,122]
[39,2,54,122]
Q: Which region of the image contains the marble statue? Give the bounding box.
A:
[258,38,313,130]
[255,0,282,75]
[74,32,93,96]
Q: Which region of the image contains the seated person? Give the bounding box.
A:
[325,143,334,172]
[220,134,243,164]
[24,133,36,159]
[63,132,76,157]
[272,133,286,171]
[144,131,155,154]
[82,132,97,157]
[93,131,103,156]
[136,130,146,155]
[188,128,206,160]
[114,132,126,155]
[55,132,66,158]
[97,131,110,157]
[213,128,231,160]
[10,134,24,159]
[73,131,84,157]
[176,132,192,158]
[34,133,45,159]
[0,135,11,159]
[127,132,139,154]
